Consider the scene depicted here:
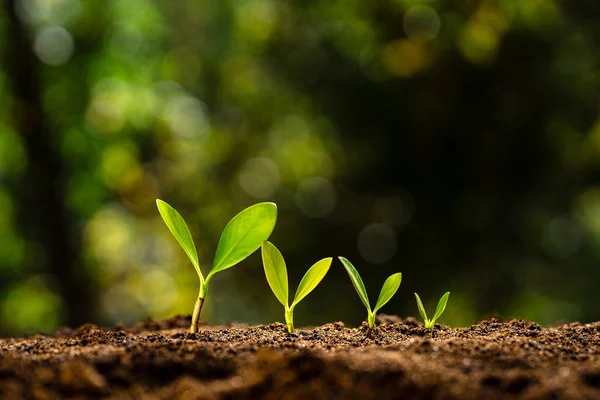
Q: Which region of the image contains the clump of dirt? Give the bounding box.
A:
[2,315,600,399]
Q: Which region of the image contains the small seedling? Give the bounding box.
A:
[338,257,402,329]
[261,241,332,334]
[157,199,277,333]
[414,292,450,330]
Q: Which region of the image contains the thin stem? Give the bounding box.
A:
[367,311,375,329]
[190,283,208,333]
[190,297,204,333]
[285,307,294,334]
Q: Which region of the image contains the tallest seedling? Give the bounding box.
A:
[157,200,277,333]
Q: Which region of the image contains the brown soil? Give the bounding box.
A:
[1,315,600,399]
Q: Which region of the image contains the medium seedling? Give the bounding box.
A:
[261,241,332,334]
[338,257,402,329]
[156,199,277,333]
[414,292,450,330]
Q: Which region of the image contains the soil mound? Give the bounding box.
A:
[1,315,600,399]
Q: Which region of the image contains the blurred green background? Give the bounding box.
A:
[1,0,599,336]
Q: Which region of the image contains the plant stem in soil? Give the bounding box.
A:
[190,297,204,333]
[285,307,294,334]
[368,312,375,329]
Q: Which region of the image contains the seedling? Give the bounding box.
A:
[261,241,332,334]
[156,199,277,333]
[338,257,402,329]
[414,292,450,330]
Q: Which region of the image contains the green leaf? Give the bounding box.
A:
[292,257,332,307]
[373,273,402,313]
[156,199,203,283]
[209,202,278,277]
[414,293,428,323]
[261,241,289,307]
[431,292,450,324]
[339,257,370,312]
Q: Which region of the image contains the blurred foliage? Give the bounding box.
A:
[0,0,599,336]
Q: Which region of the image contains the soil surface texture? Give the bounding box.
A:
[2,315,600,399]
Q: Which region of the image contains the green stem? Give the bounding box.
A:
[285,307,294,334]
[367,311,375,329]
[190,282,209,334]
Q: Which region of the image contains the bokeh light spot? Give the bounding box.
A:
[458,23,499,64]
[99,143,141,190]
[1,275,63,334]
[163,95,209,138]
[458,4,506,65]
[17,0,81,26]
[382,39,430,77]
[373,193,414,227]
[269,115,310,149]
[238,157,280,199]
[403,6,441,43]
[17,0,52,23]
[33,25,74,66]
[234,0,278,43]
[84,205,134,273]
[541,217,583,258]
[85,79,135,135]
[357,223,397,265]
[86,94,126,135]
[102,281,142,322]
[295,177,336,218]
[138,269,177,314]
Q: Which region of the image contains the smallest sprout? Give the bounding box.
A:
[414,292,450,330]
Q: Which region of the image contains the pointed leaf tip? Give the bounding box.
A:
[432,292,450,323]
[339,257,371,311]
[261,241,289,307]
[156,199,203,283]
[292,257,332,307]
[414,292,428,323]
[373,272,402,313]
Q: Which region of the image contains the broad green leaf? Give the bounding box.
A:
[209,202,277,277]
[373,273,402,313]
[261,241,289,307]
[156,199,203,283]
[432,292,450,323]
[292,257,332,307]
[339,257,370,311]
[414,293,428,322]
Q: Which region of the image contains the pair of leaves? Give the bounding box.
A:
[262,241,332,309]
[339,257,402,315]
[156,199,278,286]
[415,292,450,328]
